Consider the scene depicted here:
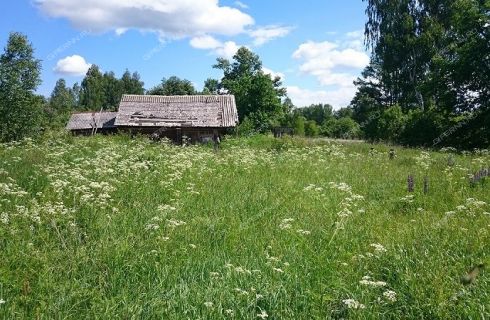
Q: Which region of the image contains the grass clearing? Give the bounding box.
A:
[0,135,489,319]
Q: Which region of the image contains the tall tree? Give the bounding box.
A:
[120,70,145,95]
[102,71,122,111]
[80,65,104,110]
[202,78,219,95]
[148,76,196,95]
[214,47,286,131]
[47,78,76,127]
[0,32,43,141]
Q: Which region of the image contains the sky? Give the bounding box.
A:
[0,0,370,109]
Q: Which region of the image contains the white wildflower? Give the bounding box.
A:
[257,310,269,319]
[296,229,311,235]
[279,218,294,230]
[342,299,365,309]
[383,290,397,302]
[204,301,214,308]
[360,279,387,287]
[370,243,387,254]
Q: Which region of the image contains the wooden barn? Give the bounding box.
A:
[66,112,118,135]
[115,94,238,142]
[66,94,239,143]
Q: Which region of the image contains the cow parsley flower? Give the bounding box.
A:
[383,290,397,302]
[257,310,269,319]
[342,299,365,309]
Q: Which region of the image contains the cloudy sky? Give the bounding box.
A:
[0,0,370,109]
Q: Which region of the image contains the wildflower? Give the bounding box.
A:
[234,288,249,296]
[360,278,387,287]
[145,224,159,231]
[257,310,269,319]
[370,243,387,255]
[383,290,397,302]
[167,219,186,227]
[204,301,214,308]
[0,213,8,224]
[0,299,5,304]
[342,299,365,309]
[273,268,284,273]
[279,218,294,230]
[296,229,311,235]
[225,309,234,316]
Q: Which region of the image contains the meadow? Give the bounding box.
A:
[0,134,489,319]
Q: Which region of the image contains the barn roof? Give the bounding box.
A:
[115,94,239,128]
[66,112,117,131]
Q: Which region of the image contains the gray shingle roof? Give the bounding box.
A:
[115,95,239,128]
[66,112,117,130]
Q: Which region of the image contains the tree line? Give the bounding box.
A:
[1,7,488,150]
[350,0,489,148]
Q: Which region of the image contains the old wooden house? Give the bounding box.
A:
[66,111,118,135]
[66,94,239,142]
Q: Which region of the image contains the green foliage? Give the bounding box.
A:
[47,79,76,128]
[120,70,145,96]
[292,115,305,136]
[294,103,333,125]
[202,78,219,95]
[236,116,256,136]
[323,117,361,139]
[79,67,145,111]
[304,120,320,137]
[355,0,490,148]
[79,65,104,110]
[148,76,196,95]
[400,108,446,147]
[0,32,43,142]
[214,47,286,131]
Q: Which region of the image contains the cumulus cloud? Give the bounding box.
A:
[54,55,92,76]
[189,35,242,59]
[35,0,254,39]
[287,86,357,109]
[262,67,285,80]
[189,35,222,50]
[287,30,371,109]
[293,40,369,87]
[249,25,293,46]
[290,35,370,108]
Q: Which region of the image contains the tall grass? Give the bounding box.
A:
[0,135,488,319]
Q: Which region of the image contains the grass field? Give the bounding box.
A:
[0,134,489,319]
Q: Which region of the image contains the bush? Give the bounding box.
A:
[304,120,320,137]
[399,108,445,147]
[322,117,361,139]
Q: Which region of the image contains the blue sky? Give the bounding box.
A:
[0,0,370,108]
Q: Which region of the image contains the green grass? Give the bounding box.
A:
[0,134,489,319]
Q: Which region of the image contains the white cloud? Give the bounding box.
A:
[290,34,370,108]
[189,35,242,59]
[234,1,248,9]
[53,55,92,76]
[262,67,285,80]
[189,35,222,49]
[249,25,293,46]
[215,41,241,59]
[36,0,254,39]
[293,40,369,87]
[287,86,357,109]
